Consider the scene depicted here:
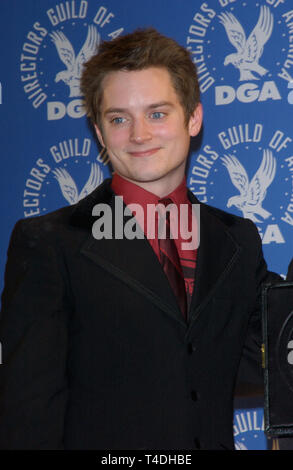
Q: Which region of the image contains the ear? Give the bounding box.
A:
[188,103,203,137]
[94,124,106,148]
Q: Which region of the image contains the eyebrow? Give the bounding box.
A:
[103,101,174,115]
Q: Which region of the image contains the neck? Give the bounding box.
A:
[116,168,186,198]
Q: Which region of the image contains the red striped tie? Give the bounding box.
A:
[158,198,187,319]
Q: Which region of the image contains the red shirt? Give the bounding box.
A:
[111,174,197,306]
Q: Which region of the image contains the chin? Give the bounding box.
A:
[131,174,162,184]
[128,167,166,182]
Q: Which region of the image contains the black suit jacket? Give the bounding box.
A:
[0,179,281,450]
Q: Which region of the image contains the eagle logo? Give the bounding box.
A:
[53,163,104,205]
[50,25,100,97]
[221,149,276,223]
[218,5,273,81]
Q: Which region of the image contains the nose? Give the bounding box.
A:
[130,117,152,144]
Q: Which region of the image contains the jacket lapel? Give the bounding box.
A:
[70,180,242,329]
[70,179,186,326]
[187,191,242,328]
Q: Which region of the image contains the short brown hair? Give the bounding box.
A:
[81,28,200,127]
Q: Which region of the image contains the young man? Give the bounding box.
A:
[0,28,287,450]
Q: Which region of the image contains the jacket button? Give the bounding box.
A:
[191,390,199,401]
[187,343,196,354]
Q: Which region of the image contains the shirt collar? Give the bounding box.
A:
[111,173,189,208]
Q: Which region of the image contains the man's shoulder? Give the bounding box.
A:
[15,204,74,237]
[14,179,113,238]
[7,205,76,256]
[188,189,244,225]
[188,189,260,242]
[194,198,261,249]
[203,202,252,228]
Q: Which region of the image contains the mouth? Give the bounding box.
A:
[128,148,161,158]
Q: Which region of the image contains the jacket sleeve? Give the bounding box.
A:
[0,219,70,449]
[235,221,282,395]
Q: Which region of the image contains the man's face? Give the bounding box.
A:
[95,67,202,196]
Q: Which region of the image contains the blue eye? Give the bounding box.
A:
[111,117,125,125]
[151,112,164,119]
